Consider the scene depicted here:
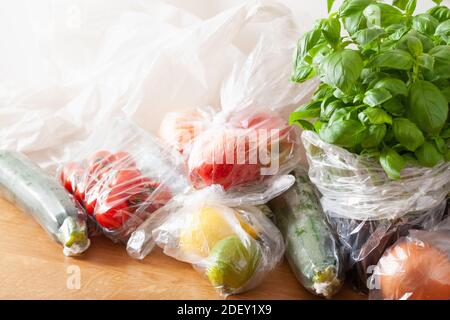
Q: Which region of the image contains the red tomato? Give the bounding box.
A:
[60,162,81,194]
[108,151,136,168]
[87,150,112,177]
[95,200,133,230]
[190,162,260,190]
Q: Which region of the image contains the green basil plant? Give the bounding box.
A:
[291,0,450,179]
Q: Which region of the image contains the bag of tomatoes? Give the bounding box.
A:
[127,185,285,297]
[369,216,450,300]
[161,106,302,191]
[59,118,190,242]
[158,27,317,193]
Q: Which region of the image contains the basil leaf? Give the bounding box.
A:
[393,0,408,10]
[393,118,425,151]
[364,3,404,28]
[397,30,434,52]
[319,49,363,93]
[314,120,326,132]
[382,96,405,115]
[380,147,406,180]
[290,101,321,120]
[328,108,352,124]
[408,80,448,135]
[292,119,315,131]
[361,124,387,148]
[417,53,435,70]
[295,28,322,61]
[415,141,445,167]
[434,137,448,154]
[360,107,393,124]
[363,88,393,107]
[354,28,386,47]
[442,126,450,139]
[319,119,366,148]
[368,49,413,70]
[428,6,450,22]
[406,35,423,56]
[406,0,417,16]
[412,13,439,35]
[313,83,334,100]
[374,78,408,96]
[327,0,336,13]
[339,0,374,34]
[425,45,450,81]
[292,28,322,82]
[321,100,344,121]
[339,0,374,17]
[321,17,341,48]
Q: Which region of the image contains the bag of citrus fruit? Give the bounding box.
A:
[368,216,450,300]
[127,185,286,296]
[58,117,190,243]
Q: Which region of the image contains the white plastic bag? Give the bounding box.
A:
[127,185,285,297]
[0,0,315,172]
[158,16,318,193]
[302,130,450,292]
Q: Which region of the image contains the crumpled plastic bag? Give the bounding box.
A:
[127,185,285,297]
[158,18,318,192]
[58,117,190,243]
[369,216,450,300]
[302,130,450,293]
[0,0,315,173]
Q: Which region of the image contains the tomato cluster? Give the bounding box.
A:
[60,151,172,230]
[188,111,297,190]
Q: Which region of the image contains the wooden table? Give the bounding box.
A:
[0,198,365,300]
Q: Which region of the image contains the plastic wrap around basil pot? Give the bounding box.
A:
[302,131,450,293]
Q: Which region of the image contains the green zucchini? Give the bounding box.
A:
[268,167,344,298]
[0,151,90,256]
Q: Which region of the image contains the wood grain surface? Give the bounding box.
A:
[0,197,365,300]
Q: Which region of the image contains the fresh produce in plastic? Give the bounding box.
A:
[159,107,213,154]
[302,130,450,292]
[59,118,189,243]
[187,108,301,191]
[369,219,450,300]
[129,186,285,296]
[158,21,318,192]
[290,0,450,180]
[0,150,89,256]
[268,167,344,298]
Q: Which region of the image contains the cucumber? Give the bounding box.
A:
[268,167,344,298]
[0,151,90,256]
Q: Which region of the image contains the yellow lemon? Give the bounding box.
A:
[179,206,258,258]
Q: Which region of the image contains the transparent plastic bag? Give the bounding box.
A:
[185,108,303,191]
[302,131,450,292]
[302,131,450,221]
[58,117,190,243]
[127,185,285,297]
[0,150,89,256]
[157,14,318,193]
[268,167,344,299]
[329,202,447,293]
[369,218,450,300]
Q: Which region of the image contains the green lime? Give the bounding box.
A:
[206,235,261,294]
